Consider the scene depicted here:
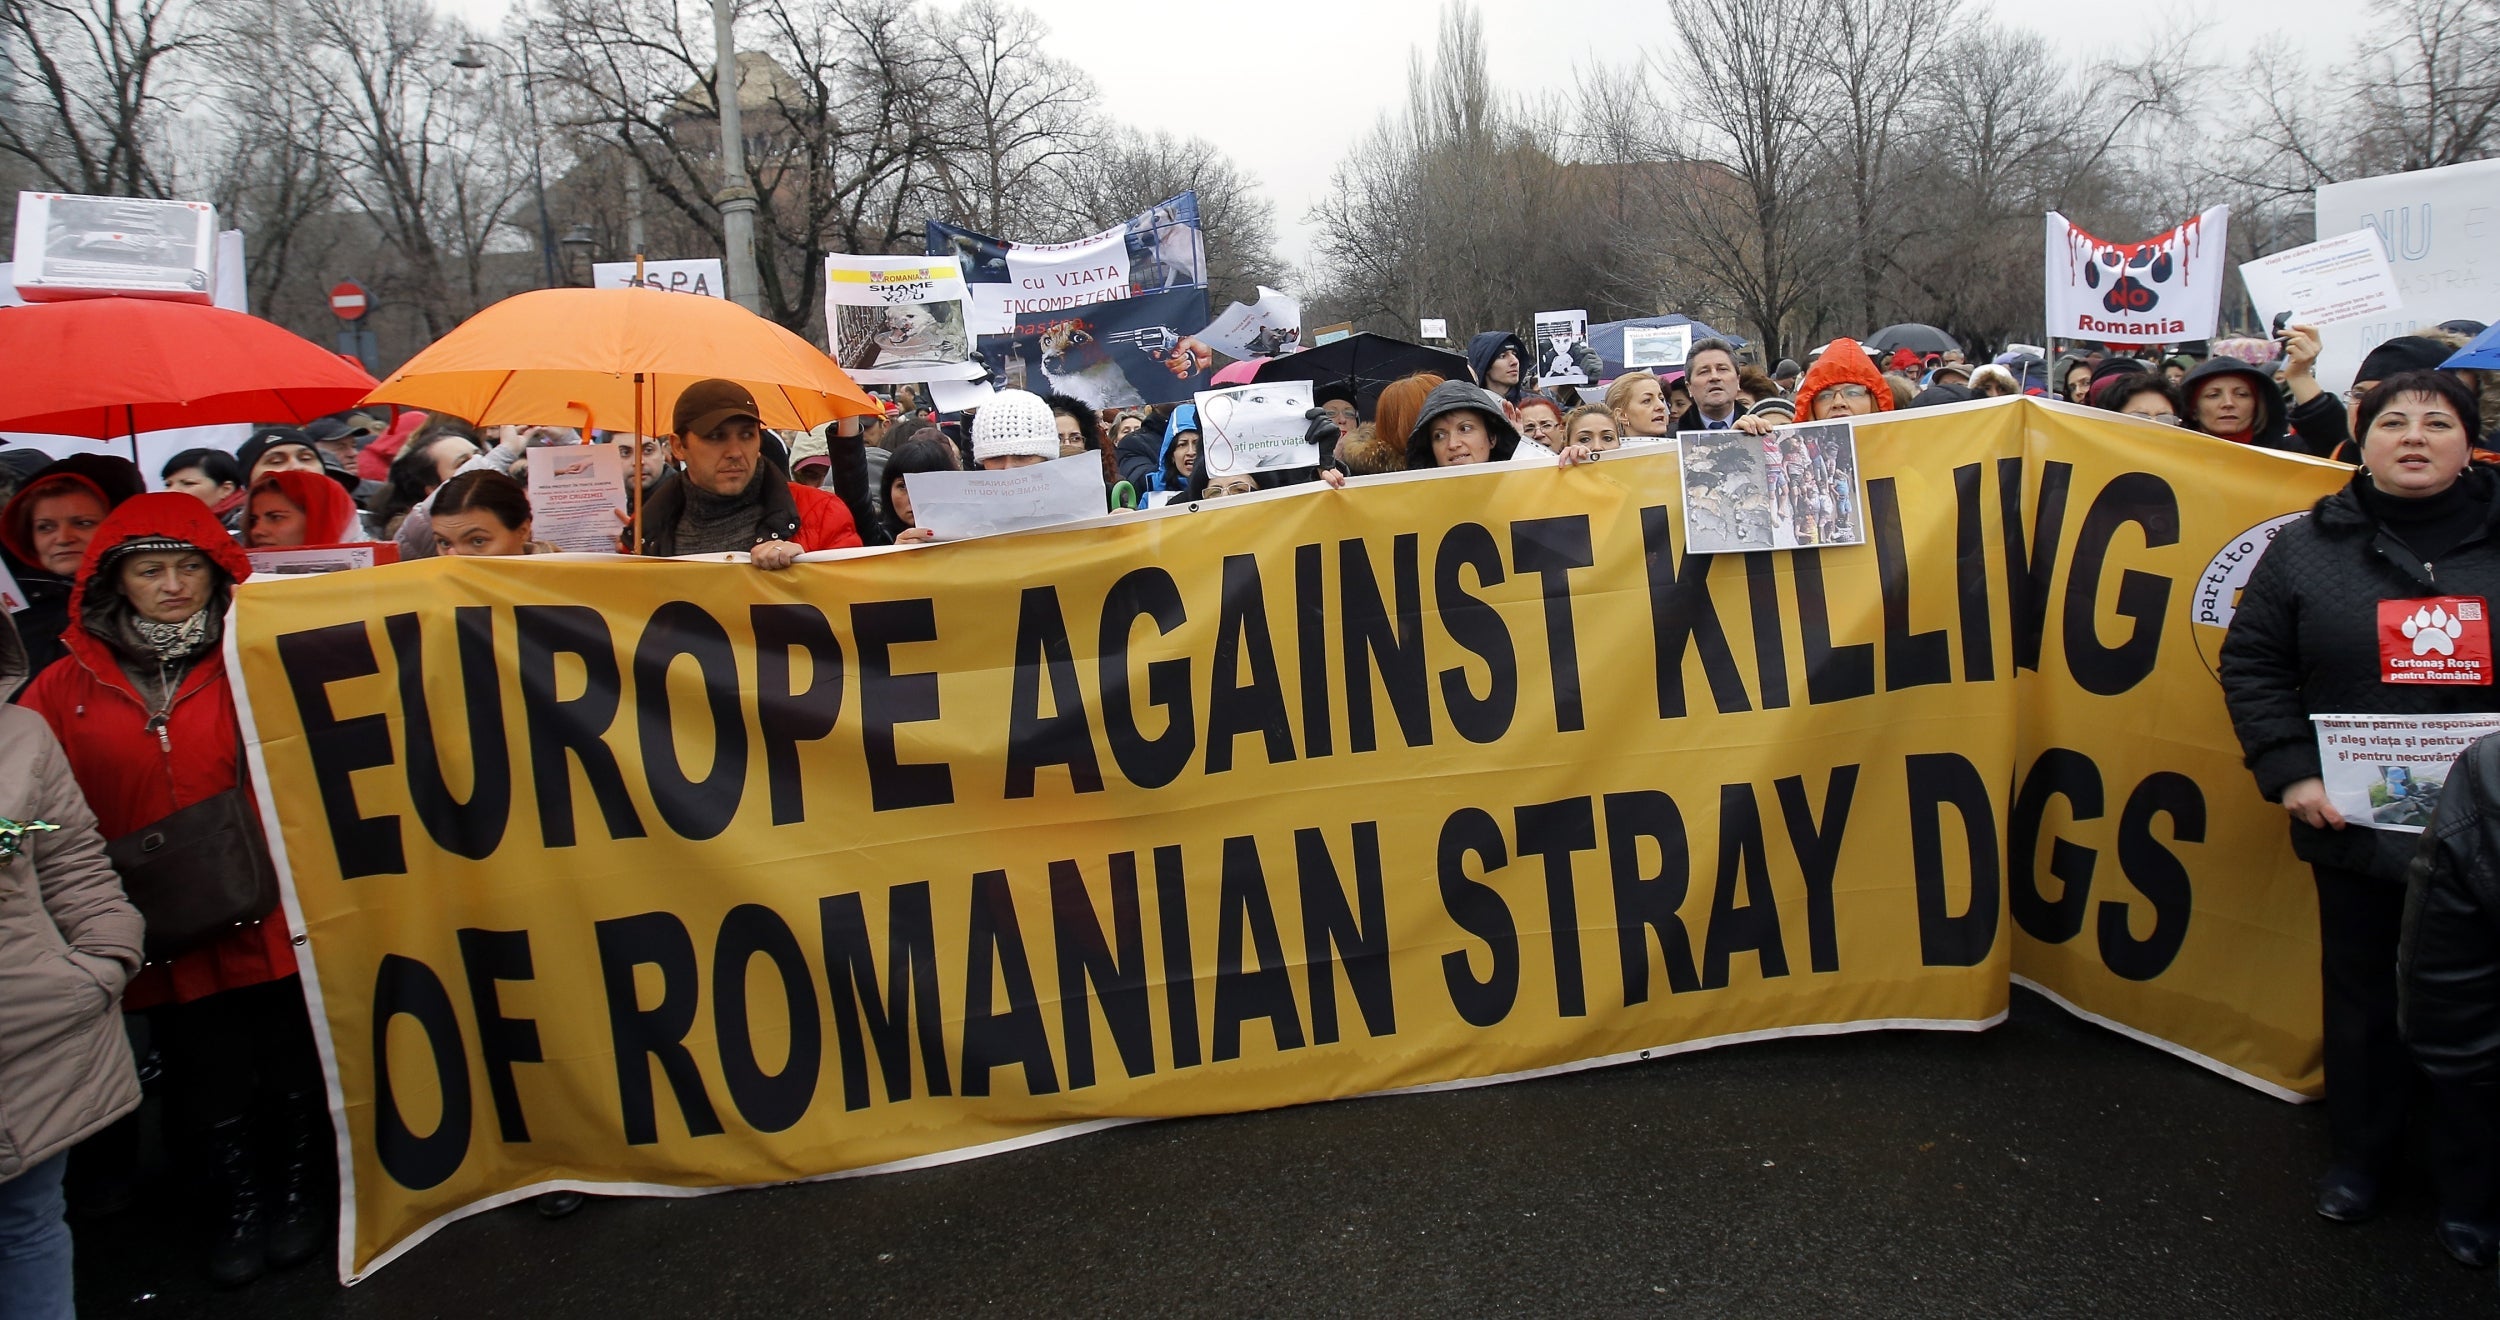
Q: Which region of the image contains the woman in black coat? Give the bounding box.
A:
[2219,371,2499,1261]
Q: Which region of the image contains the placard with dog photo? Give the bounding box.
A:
[823,254,983,385]
[929,191,1204,336]
[1679,420,1866,555]
[979,286,1216,410]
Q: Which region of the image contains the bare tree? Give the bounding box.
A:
[295,0,533,336]
[1648,0,1843,359]
[1806,0,1963,329]
[2234,0,2500,190]
[914,0,1094,238]
[1310,4,1609,342]
[196,0,341,315]
[536,0,956,331]
[0,0,198,196]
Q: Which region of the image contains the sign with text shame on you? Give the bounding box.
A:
[231,398,2344,1280]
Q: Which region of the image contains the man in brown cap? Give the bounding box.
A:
[634,378,860,566]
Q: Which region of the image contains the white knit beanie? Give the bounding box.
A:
[971,389,1060,462]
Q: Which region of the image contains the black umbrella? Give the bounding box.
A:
[1252,333,1473,415]
[1865,323,1959,356]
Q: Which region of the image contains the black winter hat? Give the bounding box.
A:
[2355,335,2456,386]
[237,426,319,476]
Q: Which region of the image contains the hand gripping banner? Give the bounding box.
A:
[228,399,2348,1279]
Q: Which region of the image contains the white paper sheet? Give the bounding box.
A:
[903,452,1104,540]
[527,444,627,553]
[1199,286,1304,360]
[246,544,380,576]
[2239,229,2405,329]
[1196,381,1316,476]
[2312,713,2500,832]
[822,255,985,384]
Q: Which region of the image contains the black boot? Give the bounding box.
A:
[264,1090,332,1270]
[200,1117,265,1287]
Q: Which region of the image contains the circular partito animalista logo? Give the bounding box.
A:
[2190,512,2308,681]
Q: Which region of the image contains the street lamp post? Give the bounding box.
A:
[711,0,763,314]
[452,36,559,290]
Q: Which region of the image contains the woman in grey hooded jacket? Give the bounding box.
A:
[0,607,143,1319]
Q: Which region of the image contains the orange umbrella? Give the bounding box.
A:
[361,286,878,433]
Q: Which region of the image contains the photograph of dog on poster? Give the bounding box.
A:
[1679,420,1864,554]
[831,300,972,375]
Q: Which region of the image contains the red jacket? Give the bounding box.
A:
[789,479,863,552]
[19,494,296,1009]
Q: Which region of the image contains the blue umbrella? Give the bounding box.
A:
[1583,315,1746,381]
[2442,322,2500,371]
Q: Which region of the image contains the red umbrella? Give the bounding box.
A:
[0,297,378,439]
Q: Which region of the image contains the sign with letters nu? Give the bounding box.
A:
[232,399,2342,1280]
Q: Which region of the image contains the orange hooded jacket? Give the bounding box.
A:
[1793,340,1894,420]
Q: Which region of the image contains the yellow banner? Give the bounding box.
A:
[228,398,2348,1279]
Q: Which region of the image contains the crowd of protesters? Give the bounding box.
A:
[4,307,2500,1315]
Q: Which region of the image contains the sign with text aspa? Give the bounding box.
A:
[2044,206,2228,343]
[929,191,1205,336]
[2314,158,2500,393]
[590,259,725,298]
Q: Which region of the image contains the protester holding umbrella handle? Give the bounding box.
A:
[2218,371,2500,1263]
[630,379,862,565]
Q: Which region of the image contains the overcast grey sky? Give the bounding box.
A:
[450,0,2375,270]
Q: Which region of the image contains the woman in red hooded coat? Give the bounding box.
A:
[18,493,327,1288]
[242,468,365,547]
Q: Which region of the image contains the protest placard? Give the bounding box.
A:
[2315,158,2500,392]
[244,542,395,576]
[1535,309,1591,386]
[823,255,983,385]
[1623,323,1691,371]
[1199,286,1303,360]
[1420,318,1448,340]
[2238,230,2403,329]
[2312,713,2500,832]
[590,259,725,298]
[526,444,626,552]
[902,451,1105,539]
[930,192,1204,336]
[1679,421,1865,554]
[2044,206,2229,342]
[974,287,1215,410]
[1197,380,1316,477]
[926,376,994,414]
[13,191,218,303]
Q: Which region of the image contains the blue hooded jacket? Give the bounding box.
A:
[1151,404,1199,494]
[1467,331,1529,404]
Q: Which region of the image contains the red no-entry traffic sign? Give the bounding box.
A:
[330,280,371,321]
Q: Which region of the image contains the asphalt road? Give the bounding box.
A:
[71,988,2494,1318]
